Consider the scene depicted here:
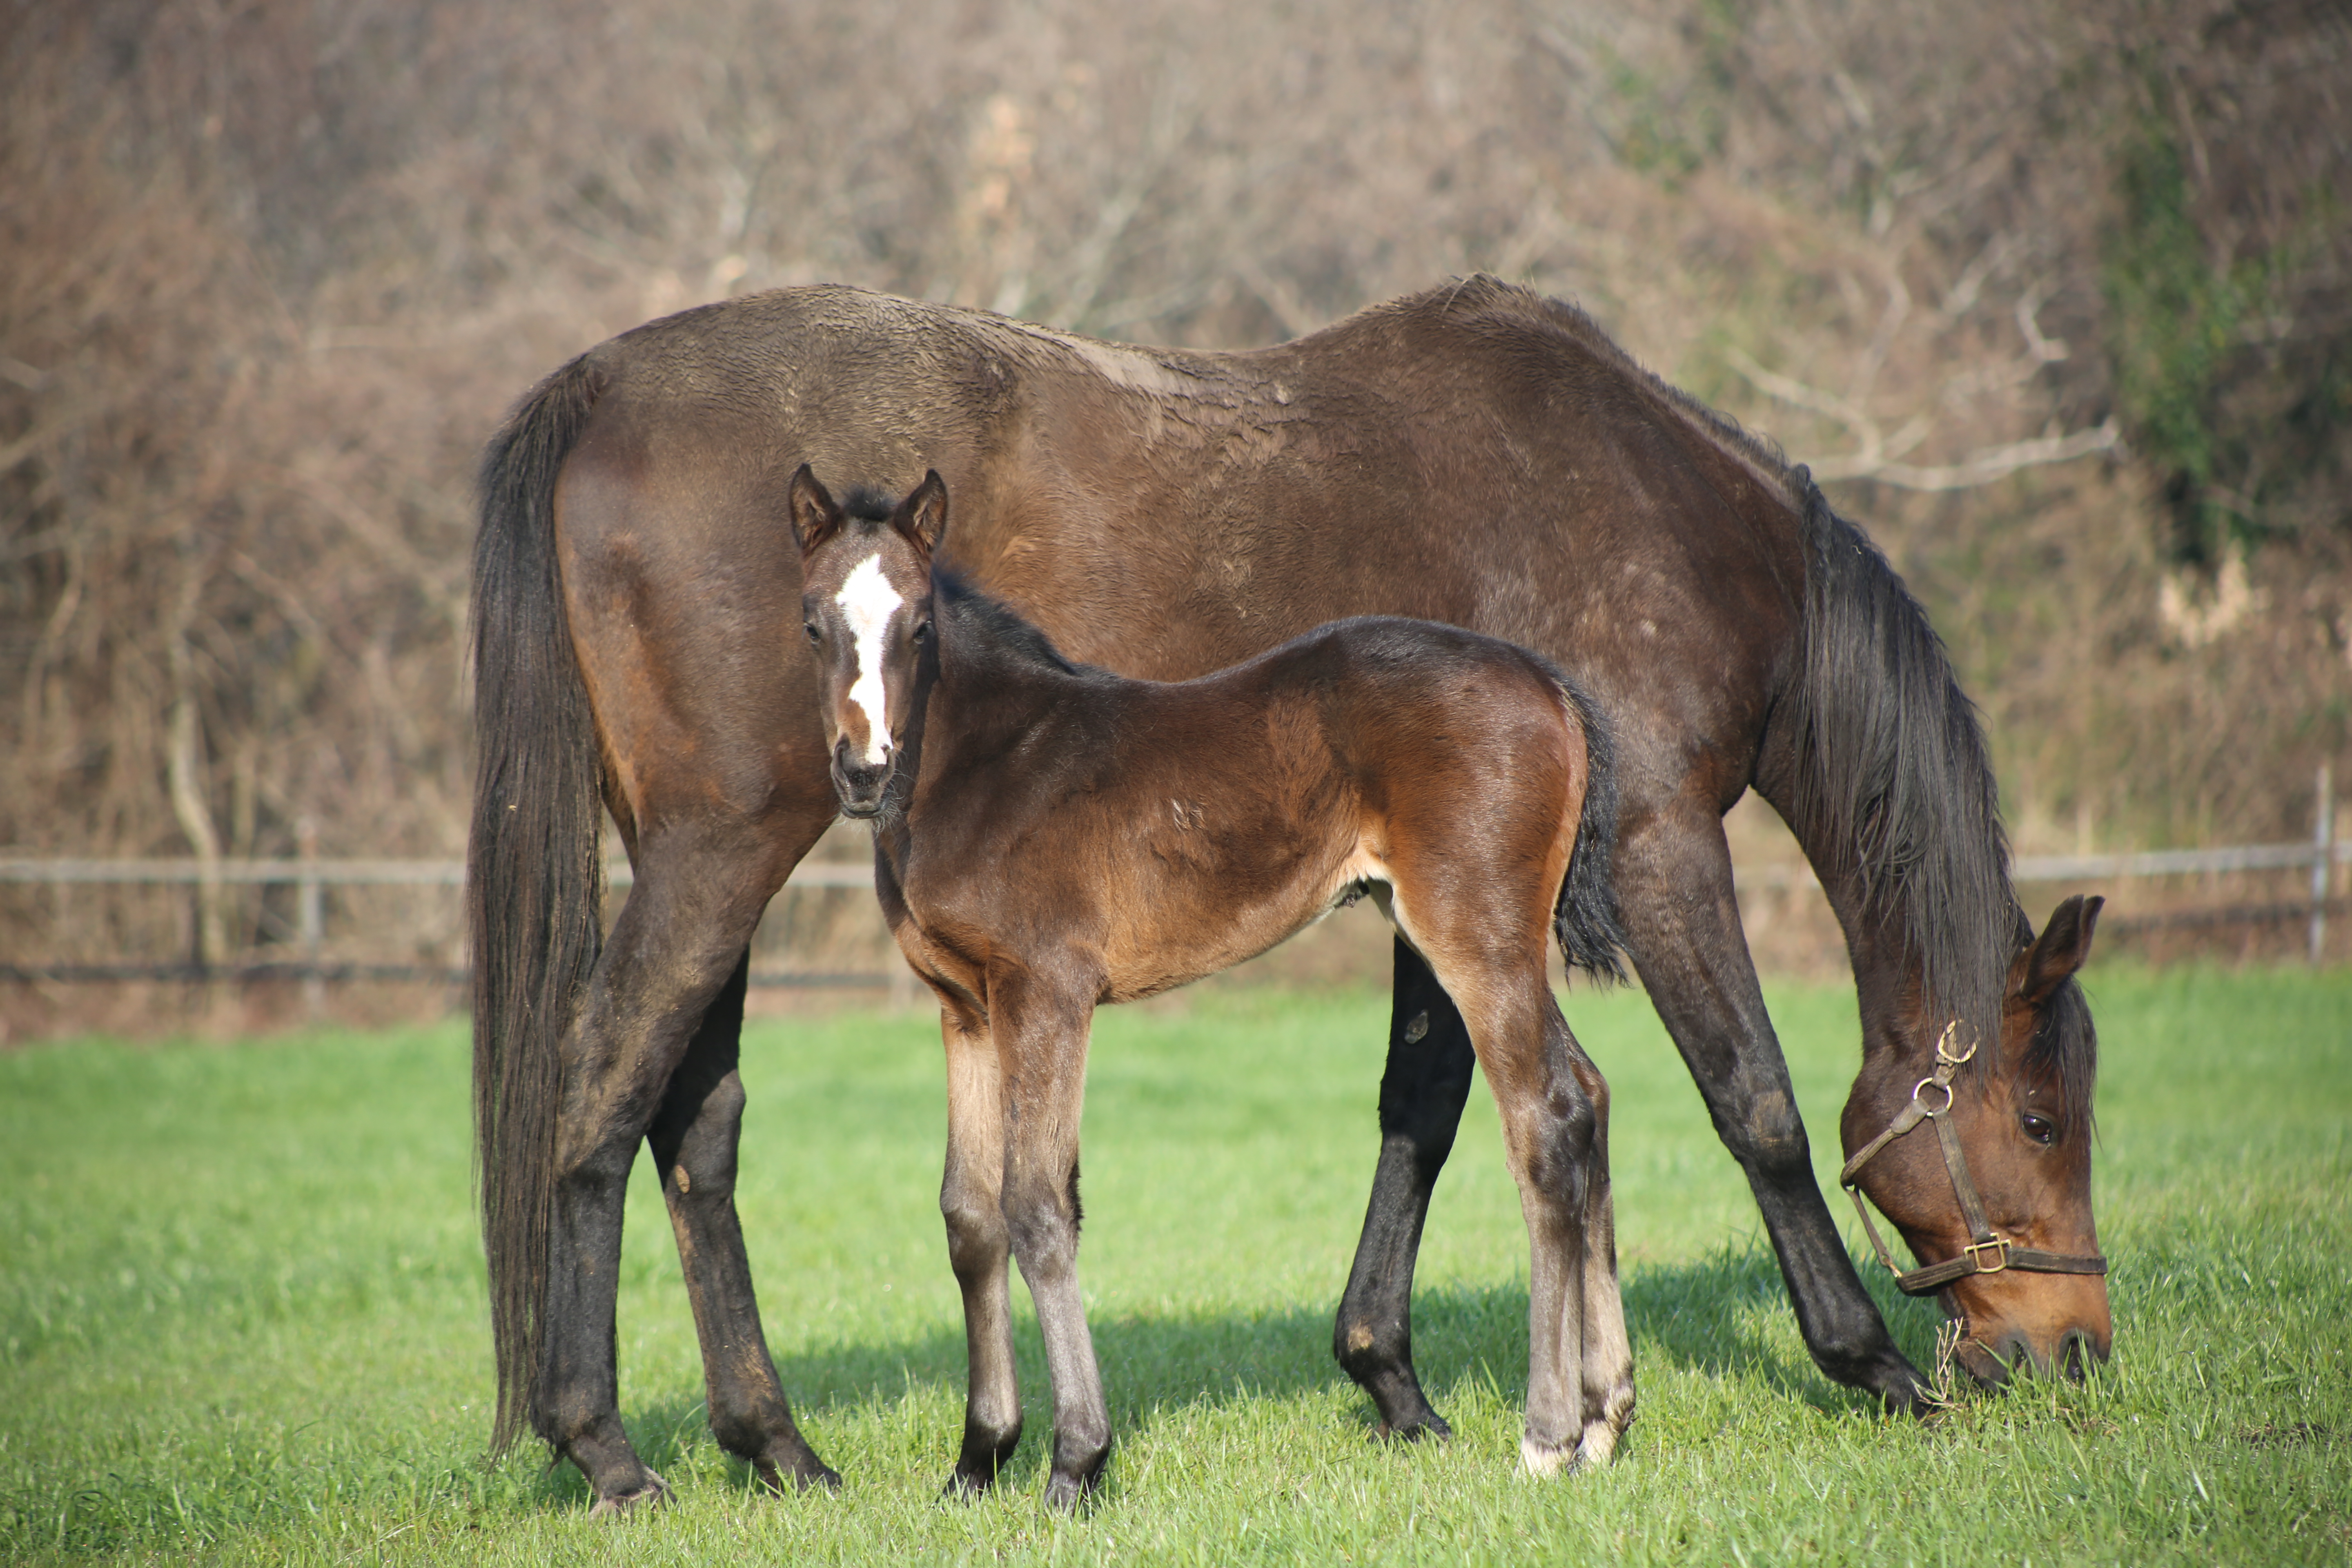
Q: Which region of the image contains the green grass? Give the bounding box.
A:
[2,967,2347,1564]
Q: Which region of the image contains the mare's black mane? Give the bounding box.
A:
[1780,469,2094,1112]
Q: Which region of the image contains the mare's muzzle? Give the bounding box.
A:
[831,737,893,817]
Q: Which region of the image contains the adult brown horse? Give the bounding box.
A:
[789,466,1633,1505]
[470,276,2110,1511]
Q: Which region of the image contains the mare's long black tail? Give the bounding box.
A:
[469,353,607,1456]
[1553,677,1629,983]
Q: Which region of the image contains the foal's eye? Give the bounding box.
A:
[2020,1112,2057,1146]
[911,619,931,643]
[804,622,822,644]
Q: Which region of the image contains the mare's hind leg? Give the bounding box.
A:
[537,830,800,1512]
[647,949,840,1494]
[1333,936,1476,1439]
[939,1001,1023,1494]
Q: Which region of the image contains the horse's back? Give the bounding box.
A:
[558,280,1805,829]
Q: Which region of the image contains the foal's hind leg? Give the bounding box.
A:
[1569,1040,1635,1466]
[647,950,840,1494]
[938,1001,1024,1494]
[1468,987,1606,1476]
[1403,905,1614,1474]
[1333,936,1477,1440]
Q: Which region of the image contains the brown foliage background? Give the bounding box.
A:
[2,0,2347,1009]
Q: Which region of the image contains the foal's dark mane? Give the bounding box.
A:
[934,566,1100,680]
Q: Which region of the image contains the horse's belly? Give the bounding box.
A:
[1094,837,1379,1004]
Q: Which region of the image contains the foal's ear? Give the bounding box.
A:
[787,463,844,556]
[2020,894,2104,1007]
[894,470,949,562]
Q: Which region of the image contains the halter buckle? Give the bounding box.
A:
[1963,1236,2011,1275]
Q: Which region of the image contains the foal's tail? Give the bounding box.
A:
[469,352,608,1456]
[1552,676,1628,983]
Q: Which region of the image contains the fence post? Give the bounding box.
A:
[298,816,325,1018]
[2314,762,2335,967]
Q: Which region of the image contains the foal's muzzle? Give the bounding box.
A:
[831,739,893,817]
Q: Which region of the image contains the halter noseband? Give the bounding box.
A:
[1839,1022,2109,1297]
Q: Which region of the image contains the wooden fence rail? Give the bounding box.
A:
[4,802,2346,986]
[0,858,884,991]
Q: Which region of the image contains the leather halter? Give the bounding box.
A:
[1839,1022,2109,1297]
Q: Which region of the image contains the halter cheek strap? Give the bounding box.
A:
[1839,1022,2109,1297]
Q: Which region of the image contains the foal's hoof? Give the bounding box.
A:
[587,1470,670,1518]
[1519,1437,1579,1479]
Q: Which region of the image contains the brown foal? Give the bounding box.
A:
[789,466,1634,1507]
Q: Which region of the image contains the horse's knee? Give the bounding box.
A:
[1001,1170,1080,1272]
[1733,1084,1810,1178]
[941,1183,1009,1274]
[660,1074,745,1203]
[1519,1071,1602,1203]
[552,1124,637,1197]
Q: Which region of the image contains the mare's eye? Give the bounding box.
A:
[804,622,822,644]
[2020,1112,2056,1146]
[912,619,931,643]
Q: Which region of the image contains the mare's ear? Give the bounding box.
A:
[895,470,949,563]
[2021,894,2104,1007]
[788,463,844,557]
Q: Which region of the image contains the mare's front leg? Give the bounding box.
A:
[938,1001,1024,1494]
[1334,936,1477,1438]
[1617,797,1928,1411]
[538,831,798,1511]
[992,970,1110,1510]
[647,944,840,1495]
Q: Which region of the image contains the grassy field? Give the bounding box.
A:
[2,965,2346,1565]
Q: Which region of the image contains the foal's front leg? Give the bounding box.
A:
[939,1003,1023,1494]
[993,973,1110,1510]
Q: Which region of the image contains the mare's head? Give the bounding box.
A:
[787,465,945,818]
[1841,894,2112,1387]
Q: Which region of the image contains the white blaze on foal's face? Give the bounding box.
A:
[835,552,904,766]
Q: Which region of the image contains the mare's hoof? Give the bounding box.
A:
[941,1469,994,1502]
[1041,1472,1095,1514]
[1871,1356,1937,1418]
[753,1451,842,1495]
[1373,1410,1452,1443]
[587,1471,670,1518]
